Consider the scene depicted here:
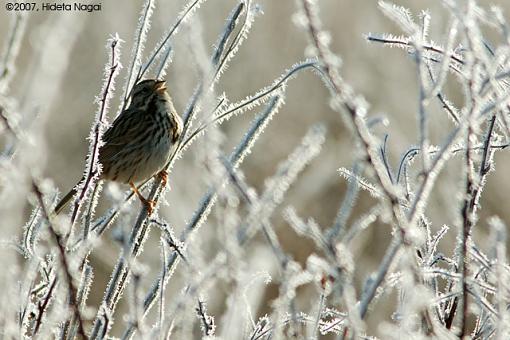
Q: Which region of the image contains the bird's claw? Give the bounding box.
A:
[143,199,156,215]
[130,181,156,215]
[158,170,168,187]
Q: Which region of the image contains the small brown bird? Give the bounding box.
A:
[54,79,183,216]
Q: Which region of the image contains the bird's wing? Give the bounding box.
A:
[99,108,148,163]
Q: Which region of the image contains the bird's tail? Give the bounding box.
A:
[53,187,78,216]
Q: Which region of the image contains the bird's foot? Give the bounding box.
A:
[141,197,156,215]
[130,181,156,215]
[157,170,168,187]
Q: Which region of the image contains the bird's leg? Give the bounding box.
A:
[129,182,155,215]
[157,170,168,187]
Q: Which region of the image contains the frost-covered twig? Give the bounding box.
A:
[0,12,27,92]
[76,59,319,248]
[182,59,321,150]
[365,34,465,66]
[31,181,86,340]
[296,0,406,236]
[91,3,256,337]
[120,0,155,109]
[358,237,401,319]
[196,299,216,336]
[141,0,207,79]
[65,263,93,340]
[121,96,283,339]
[66,36,122,240]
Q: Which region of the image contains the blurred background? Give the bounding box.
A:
[1,0,509,337]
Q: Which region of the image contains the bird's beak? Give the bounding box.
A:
[154,80,167,94]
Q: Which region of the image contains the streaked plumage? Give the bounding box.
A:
[54,79,182,215]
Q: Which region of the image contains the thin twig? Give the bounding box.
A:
[67,37,121,240]
[32,182,86,340]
